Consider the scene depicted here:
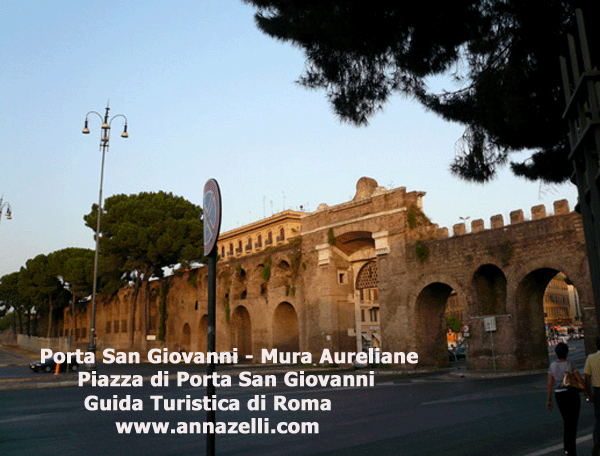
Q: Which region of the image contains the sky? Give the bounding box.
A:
[0,1,578,279]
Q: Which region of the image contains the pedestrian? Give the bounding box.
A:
[547,342,584,456]
[584,336,600,456]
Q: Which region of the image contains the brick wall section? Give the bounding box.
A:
[385,208,593,370]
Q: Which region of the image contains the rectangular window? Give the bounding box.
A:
[361,309,365,322]
[113,320,120,334]
[121,319,127,333]
[370,308,379,322]
[106,321,112,334]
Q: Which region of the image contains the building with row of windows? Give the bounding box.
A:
[217,210,303,259]
[543,273,581,327]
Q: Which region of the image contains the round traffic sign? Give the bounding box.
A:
[203,179,222,256]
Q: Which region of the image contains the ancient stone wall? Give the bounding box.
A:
[62,178,593,371]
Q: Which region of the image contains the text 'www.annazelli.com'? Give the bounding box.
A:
[115,418,319,435]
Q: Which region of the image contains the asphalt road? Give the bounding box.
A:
[0,339,593,456]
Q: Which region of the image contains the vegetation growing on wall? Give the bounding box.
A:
[291,249,302,279]
[188,268,199,288]
[415,241,429,263]
[236,265,246,278]
[261,257,272,282]
[328,228,335,245]
[407,204,431,230]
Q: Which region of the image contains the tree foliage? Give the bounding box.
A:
[47,248,94,341]
[84,191,204,279]
[0,271,30,335]
[19,254,70,337]
[84,191,203,346]
[244,0,598,183]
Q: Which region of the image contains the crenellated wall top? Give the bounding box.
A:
[436,199,574,239]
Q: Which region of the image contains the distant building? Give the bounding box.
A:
[544,273,580,327]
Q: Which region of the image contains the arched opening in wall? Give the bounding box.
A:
[231,306,252,358]
[472,264,507,315]
[273,302,299,352]
[198,315,207,353]
[356,261,380,349]
[514,269,583,370]
[181,323,191,352]
[335,231,374,256]
[415,283,454,366]
[544,272,582,331]
[444,291,465,349]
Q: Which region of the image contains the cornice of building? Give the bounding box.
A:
[219,209,305,241]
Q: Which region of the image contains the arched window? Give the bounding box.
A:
[356,261,378,302]
[356,261,380,349]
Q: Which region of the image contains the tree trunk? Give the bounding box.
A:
[145,279,151,336]
[46,296,53,338]
[16,309,23,335]
[12,310,17,338]
[26,309,30,337]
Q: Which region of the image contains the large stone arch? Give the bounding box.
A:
[414,281,455,366]
[231,305,252,357]
[273,302,299,352]
[514,267,562,369]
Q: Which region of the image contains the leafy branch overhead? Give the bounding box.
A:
[244,0,598,183]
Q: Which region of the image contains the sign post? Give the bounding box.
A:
[483,316,497,371]
[203,179,221,456]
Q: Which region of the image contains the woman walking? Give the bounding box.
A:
[547,342,585,456]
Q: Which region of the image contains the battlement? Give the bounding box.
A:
[434,199,574,239]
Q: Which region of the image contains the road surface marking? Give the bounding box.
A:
[523,433,592,456]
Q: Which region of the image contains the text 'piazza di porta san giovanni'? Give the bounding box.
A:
[60,177,594,371]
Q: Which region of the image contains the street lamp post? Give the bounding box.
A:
[0,196,12,228]
[82,104,128,369]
